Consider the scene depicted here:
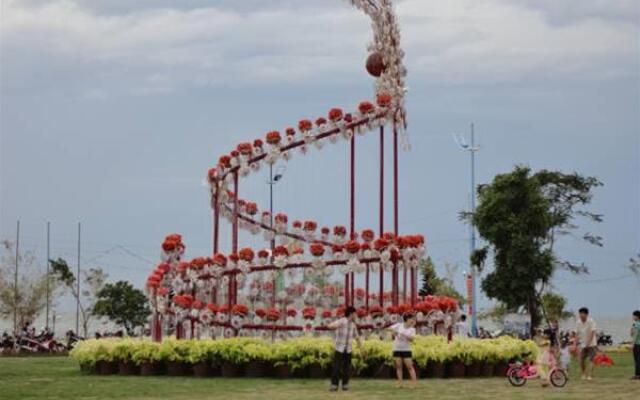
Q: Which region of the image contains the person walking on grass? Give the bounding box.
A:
[328,306,363,392]
[386,313,417,388]
[631,310,640,380]
[576,307,597,381]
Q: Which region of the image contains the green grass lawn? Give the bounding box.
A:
[1,354,638,400]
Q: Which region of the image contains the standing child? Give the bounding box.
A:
[631,310,640,380]
[559,338,571,373]
[536,329,556,387]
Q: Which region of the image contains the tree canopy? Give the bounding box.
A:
[419,257,465,304]
[469,166,602,331]
[93,281,150,335]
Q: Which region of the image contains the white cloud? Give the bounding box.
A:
[1,0,637,96]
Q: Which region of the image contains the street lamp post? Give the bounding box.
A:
[267,164,285,302]
[454,123,480,337]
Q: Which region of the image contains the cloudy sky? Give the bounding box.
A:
[1,0,638,319]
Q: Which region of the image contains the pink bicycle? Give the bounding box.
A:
[507,360,568,388]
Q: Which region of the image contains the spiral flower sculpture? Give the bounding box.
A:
[146,1,459,341]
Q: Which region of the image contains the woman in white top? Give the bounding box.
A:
[386,313,417,387]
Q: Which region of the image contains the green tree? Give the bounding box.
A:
[50,258,107,337]
[468,166,601,333]
[93,281,151,335]
[540,291,572,321]
[419,257,465,304]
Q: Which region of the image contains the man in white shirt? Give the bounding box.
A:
[576,307,597,380]
[455,314,470,338]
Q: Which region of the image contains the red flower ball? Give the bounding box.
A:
[345,240,361,254]
[309,242,325,257]
[298,119,313,132]
[328,108,343,122]
[358,101,375,115]
[237,142,253,155]
[376,92,392,107]
[239,247,255,262]
[266,131,281,145]
[333,226,347,236]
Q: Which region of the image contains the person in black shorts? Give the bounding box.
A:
[386,313,417,388]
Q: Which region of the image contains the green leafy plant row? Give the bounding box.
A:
[70,336,538,371]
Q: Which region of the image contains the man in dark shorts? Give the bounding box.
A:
[576,307,597,380]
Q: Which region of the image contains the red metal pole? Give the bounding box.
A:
[230,172,239,307]
[403,264,407,304]
[213,183,220,254]
[348,132,356,307]
[365,263,369,309]
[213,185,219,305]
[393,123,399,306]
[379,126,384,307]
[345,274,350,307]
[412,265,417,305]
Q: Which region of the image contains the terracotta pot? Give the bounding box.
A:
[427,362,446,378]
[274,364,291,379]
[166,361,190,376]
[308,364,328,379]
[193,361,214,378]
[244,362,265,378]
[79,363,96,374]
[494,362,509,377]
[140,362,162,376]
[221,362,241,378]
[446,362,466,378]
[481,363,495,377]
[97,360,118,375]
[372,364,393,379]
[466,362,482,377]
[118,361,139,375]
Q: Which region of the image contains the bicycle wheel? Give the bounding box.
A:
[550,369,568,388]
[507,368,527,387]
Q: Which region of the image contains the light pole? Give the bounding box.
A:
[454,123,480,337]
[267,164,286,306]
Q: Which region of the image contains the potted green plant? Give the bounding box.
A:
[356,338,393,379]
[131,340,163,376]
[216,338,250,377]
[187,339,218,377]
[242,340,272,377]
[69,339,100,374]
[159,339,192,376]
[94,340,118,375]
[112,339,139,375]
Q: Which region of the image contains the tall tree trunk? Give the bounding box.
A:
[527,294,541,338]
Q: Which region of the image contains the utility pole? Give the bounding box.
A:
[76,222,81,335]
[454,123,480,337]
[469,123,478,338]
[13,220,20,335]
[46,221,51,329]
